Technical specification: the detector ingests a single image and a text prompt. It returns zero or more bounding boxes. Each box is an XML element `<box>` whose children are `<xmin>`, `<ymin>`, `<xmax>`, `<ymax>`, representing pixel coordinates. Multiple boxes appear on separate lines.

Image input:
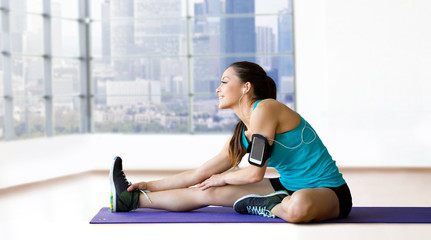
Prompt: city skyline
<box><xmin>1</xmin><ymin>0</ymin><xmax>294</xmax><ymax>139</ymax></box>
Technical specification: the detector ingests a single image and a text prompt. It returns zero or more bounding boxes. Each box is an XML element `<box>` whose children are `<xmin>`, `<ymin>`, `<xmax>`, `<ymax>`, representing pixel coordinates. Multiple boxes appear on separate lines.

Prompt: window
<box><xmin>1</xmin><ymin>0</ymin><xmax>85</xmax><ymax>140</ymax></box>
<box><xmin>90</xmin><ymin>0</ymin><xmax>294</xmax><ymax>134</ymax></box>
<box><xmin>1</xmin><ymin>0</ymin><xmax>294</xmax><ymax>140</ymax></box>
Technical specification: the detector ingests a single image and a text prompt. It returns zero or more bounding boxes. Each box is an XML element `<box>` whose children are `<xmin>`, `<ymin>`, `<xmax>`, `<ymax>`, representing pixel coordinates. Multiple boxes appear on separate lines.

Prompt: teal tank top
<box><xmin>242</xmin><ymin>100</ymin><xmax>346</xmax><ymax>191</ymax></box>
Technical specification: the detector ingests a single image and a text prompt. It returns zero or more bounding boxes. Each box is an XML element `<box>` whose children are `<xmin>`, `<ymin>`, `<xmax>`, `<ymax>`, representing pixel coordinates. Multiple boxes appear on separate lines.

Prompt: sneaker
<box><xmin>110</xmin><ymin>156</ymin><xmax>140</xmax><ymax>212</ymax></box>
<box><xmin>233</xmin><ymin>191</ymin><xmax>289</xmax><ymax>218</ymax></box>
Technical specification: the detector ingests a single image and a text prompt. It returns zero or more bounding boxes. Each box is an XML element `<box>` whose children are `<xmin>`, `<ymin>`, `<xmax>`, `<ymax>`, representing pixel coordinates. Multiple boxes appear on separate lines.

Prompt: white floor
<box><xmin>1</xmin><ymin>168</ymin><xmax>430</xmax><ymax>240</ymax></box>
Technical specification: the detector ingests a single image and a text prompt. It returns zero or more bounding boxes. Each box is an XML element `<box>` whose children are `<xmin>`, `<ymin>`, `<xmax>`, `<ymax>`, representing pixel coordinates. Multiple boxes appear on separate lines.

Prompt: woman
<box><xmin>110</xmin><ymin>61</ymin><xmax>352</xmax><ymax>223</ymax></box>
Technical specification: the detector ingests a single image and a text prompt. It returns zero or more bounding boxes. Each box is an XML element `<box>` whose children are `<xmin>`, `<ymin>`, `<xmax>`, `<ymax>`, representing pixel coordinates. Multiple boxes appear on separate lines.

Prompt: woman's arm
<box><xmin>197</xmin><ymin>99</ymin><xmax>280</xmax><ymax>190</ymax></box>
<box><xmin>197</xmin><ymin>162</ymin><xmax>268</xmax><ymax>190</ymax></box>
<box><xmin>127</xmin><ymin>137</ymin><xmax>233</xmax><ymax>192</ymax></box>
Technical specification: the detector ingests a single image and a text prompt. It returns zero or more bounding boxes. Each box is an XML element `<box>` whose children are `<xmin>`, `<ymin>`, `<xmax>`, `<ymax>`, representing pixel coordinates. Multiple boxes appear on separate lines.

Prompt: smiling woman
<box><xmin>110</xmin><ymin>61</ymin><xmax>351</xmax><ymax>223</ymax></box>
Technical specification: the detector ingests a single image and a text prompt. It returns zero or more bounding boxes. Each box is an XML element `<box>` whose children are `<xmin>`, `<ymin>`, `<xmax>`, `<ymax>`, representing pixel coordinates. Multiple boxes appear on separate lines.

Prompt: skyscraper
<box><xmin>134</xmin><ymin>0</ymin><xmax>183</xmax><ymax>86</ymax></box>
<box><xmin>110</xmin><ymin>0</ymin><xmax>135</xmax><ymax>81</ymax></box>
<box><xmin>193</xmin><ymin>0</ymin><xmax>222</xmax><ymax>95</ymax></box>
<box><xmin>222</xmin><ymin>0</ymin><xmax>256</xmax><ymax>70</ymax></box>
<box><xmin>256</xmin><ymin>26</ymin><xmax>275</xmax><ymax>70</ymax></box>
<box><xmin>277</xmin><ymin>8</ymin><xmax>294</xmax><ymax>94</ymax></box>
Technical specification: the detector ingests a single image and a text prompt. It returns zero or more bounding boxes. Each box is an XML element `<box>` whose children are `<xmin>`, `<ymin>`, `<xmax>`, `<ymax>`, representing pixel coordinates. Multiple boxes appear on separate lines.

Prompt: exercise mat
<box><xmin>90</xmin><ymin>206</ymin><xmax>431</xmax><ymax>224</ymax></box>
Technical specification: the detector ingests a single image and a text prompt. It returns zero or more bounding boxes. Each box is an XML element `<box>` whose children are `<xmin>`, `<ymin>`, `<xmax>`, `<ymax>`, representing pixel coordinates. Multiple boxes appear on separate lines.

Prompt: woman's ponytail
<box><xmin>228</xmin><ymin>121</ymin><xmax>246</xmax><ymax>167</ymax></box>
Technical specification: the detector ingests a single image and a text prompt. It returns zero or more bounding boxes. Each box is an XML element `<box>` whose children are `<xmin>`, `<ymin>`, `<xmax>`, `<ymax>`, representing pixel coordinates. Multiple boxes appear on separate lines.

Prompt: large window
<box><xmin>1</xmin><ymin>0</ymin><xmax>294</xmax><ymax>140</ymax></box>
<box><xmin>1</xmin><ymin>0</ymin><xmax>86</xmax><ymax>140</ymax></box>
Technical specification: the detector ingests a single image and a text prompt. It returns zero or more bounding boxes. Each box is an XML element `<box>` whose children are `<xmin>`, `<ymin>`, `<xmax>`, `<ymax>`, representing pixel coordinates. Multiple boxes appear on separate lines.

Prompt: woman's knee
<box><xmin>283</xmin><ymin>191</ymin><xmax>314</xmax><ymax>223</ymax></box>
<box><xmin>280</xmin><ymin>188</ymin><xmax>339</xmax><ymax>223</ymax></box>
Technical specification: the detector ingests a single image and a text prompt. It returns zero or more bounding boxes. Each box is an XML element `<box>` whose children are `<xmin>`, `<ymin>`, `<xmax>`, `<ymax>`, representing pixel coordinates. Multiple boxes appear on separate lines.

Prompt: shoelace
<box><xmin>140</xmin><ymin>190</ymin><xmax>152</xmax><ymax>203</ymax></box>
<box><xmin>121</xmin><ymin>171</ymin><xmax>152</xmax><ymax>204</ymax></box>
<box><xmin>246</xmin><ymin>206</ymin><xmax>275</xmax><ymax>218</ymax></box>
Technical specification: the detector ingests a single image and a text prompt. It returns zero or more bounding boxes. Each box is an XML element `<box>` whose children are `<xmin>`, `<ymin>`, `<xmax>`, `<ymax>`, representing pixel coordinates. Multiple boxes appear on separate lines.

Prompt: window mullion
<box><xmin>43</xmin><ymin>0</ymin><xmax>53</xmax><ymax>137</ymax></box>
<box><xmin>186</xmin><ymin>0</ymin><xmax>194</xmax><ymax>134</ymax></box>
<box><xmin>2</xmin><ymin>0</ymin><xmax>14</xmax><ymax>140</ymax></box>
<box><xmin>79</xmin><ymin>0</ymin><xmax>91</xmax><ymax>133</ymax></box>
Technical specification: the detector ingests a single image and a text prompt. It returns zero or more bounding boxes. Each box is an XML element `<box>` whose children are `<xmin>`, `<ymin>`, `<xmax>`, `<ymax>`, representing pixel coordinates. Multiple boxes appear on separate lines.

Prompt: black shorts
<box><xmin>269</xmin><ymin>178</ymin><xmax>353</xmax><ymax>219</ymax></box>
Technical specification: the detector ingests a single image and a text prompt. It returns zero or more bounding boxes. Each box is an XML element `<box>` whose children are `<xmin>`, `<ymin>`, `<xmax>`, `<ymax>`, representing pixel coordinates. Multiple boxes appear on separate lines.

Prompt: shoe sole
<box><xmin>109</xmin><ymin>156</ymin><xmax>119</xmax><ymax>212</ymax></box>
<box><xmin>233</xmin><ymin>191</ymin><xmax>289</xmax><ymax>209</ymax></box>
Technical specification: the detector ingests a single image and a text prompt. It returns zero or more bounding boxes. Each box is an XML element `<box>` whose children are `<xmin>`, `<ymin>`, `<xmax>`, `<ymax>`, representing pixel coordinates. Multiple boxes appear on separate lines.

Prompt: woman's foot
<box><xmin>110</xmin><ymin>156</ymin><xmax>140</xmax><ymax>212</ymax></box>
<box><xmin>233</xmin><ymin>191</ymin><xmax>289</xmax><ymax>218</ymax></box>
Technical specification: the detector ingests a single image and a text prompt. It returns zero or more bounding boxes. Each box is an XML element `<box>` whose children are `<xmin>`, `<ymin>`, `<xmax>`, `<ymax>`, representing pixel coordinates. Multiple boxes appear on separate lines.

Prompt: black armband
<box><xmin>246</xmin><ymin>134</ymin><xmax>273</xmax><ymax>167</ymax></box>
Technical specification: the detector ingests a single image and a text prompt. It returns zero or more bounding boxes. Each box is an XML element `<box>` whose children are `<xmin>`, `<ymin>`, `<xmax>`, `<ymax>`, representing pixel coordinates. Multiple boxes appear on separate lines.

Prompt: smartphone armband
<box><xmin>246</xmin><ymin>134</ymin><xmax>273</xmax><ymax>167</ymax></box>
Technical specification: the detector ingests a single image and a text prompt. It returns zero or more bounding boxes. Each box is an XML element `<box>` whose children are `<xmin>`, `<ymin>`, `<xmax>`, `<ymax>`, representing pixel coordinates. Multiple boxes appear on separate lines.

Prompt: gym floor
<box><xmin>1</xmin><ymin>168</ymin><xmax>430</xmax><ymax>240</ymax></box>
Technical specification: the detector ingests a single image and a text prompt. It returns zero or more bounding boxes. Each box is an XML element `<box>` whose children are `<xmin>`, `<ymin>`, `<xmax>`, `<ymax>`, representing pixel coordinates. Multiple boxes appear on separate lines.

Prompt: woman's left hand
<box><xmin>197</xmin><ymin>174</ymin><xmax>226</xmax><ymax>191</ymax></box>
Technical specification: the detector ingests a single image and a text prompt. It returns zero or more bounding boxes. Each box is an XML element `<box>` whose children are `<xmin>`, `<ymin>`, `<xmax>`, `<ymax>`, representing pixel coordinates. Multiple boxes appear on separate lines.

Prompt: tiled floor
<box><xmin>0</xmin><ymin>168</ymin><xmax>430</xmax><ymax>240</ymax></box>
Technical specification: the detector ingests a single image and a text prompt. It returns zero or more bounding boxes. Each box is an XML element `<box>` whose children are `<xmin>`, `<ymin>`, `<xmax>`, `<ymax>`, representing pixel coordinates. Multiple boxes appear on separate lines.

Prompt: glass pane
<box><xmin>192</xmin><ymin>15</ymin><xmax>292</xmax><ymax>56</ymax></box>
<box><xmin>255</xmin><ymin>0</ymin><xmax>292</xmax><ymax>14</ymax></box>
<box><xmin>91</xmin><ymin>0</ymin><xmax>186</xmax><ymax>56</ymax></box>
<box><xmin>10</xmin><ymin>13</ymin><xmax>43</xmax><ymax>55</ymax></box>
<box><xmin>89</xmin><ymin>0</ymin><xmax>106</xmax><ymax>19</ymax></box>
<box><xmin>54</xmin><ymin>97</ymin><xmax>80</xmax><ymax>135</ymax></box>
<box><xmin>12</xmin><ymin>57</ymin><xmax>44</xmax><ymax>97</ymax></box>
<box><xmin>91</xmin><ymin>0</ymin><xmax>184</xmax><ymax>19</ymax></box>
<box><xmin>277</xmin><ymin>93</ymin><xmax>295</xmax><ymax>110</ymax></box>
<box><xmin>193</xmin><ymin>56</ymin><xmax>294</xmax><ymax>95</ymax></box>
<box><xmin>193</xmin><ymin>57</ymin><xmax>222</xmax><ymax>94</ymax></box>
<box><xmin>189</xmin><ymin>0</ymin><xmax>222</xmax><ymax>16</ymax></box>
<box><xmin>192</xmin><ymin>15</ymin><xmax>258</xmax><ymax>61</ymax></box>
<box><xmin>93</xmin><ymin>19</ymin><xmax>186</xmax><ymax>57</ymax></box>
<box><xmin>134</xmin><ymin>18</ymin><xmax>186</xmax><ymax>56</ymax></box>
<box><xmin>134</xmin><ymin>0</ymin><xmax>183</xmax><ymax>18</ymax></box>
<box><xmin>0</xmin><ymin>99</ymin><xmax>4</xmax><ymax>140</ymax></box>
<box><xmin>193</xmin><ymin>95</ymin><xmax>237</xmax><ymax>133</ymax></box>
<box><xmin>108</xmin><ymin>20</ymin><xmax>138</xmax><ymax>57</ymax></box>
<box><xmin>90</xmin><ymin>21</ymin><xmax>102</xmax><ymax>56</ymax></box>
<box><xmin>275</xmin><ymin>55</ymin><xmax>294</xmax><ymax>93</ymax></box>
<box><xmin>92</xmin><ymin>56</ymin><xmax>189</xmax><ymax>133</ymax></box>
<box><xmin>189</xmin><ymin>0</ymin><xmax>292</xmax><ymax>16</ymax></box>
<box><xmin>53</xmin><ymin>59</ymin><xmax>80</xmax><ymax>96</ymax></box>
<box><xmin>52</xmin><ymin>19</ymin><xmax>80</xmax><ymax>57</ymax></box>
<box><xmin>51</xmin><ymin>0</ymin><xmax>79</xmax><ymax>18</ymax></box>
<box><xmin>13</xmin><ymin>97</ymin><xmax>45</xmax><ymax>139</ymax></box>
<box><xmin>92</xmin><ymin>57</ymin><xmax>188</xmax><ymax>94</ymax></box>
<box><xmin>93</xmin><ymin>95</ymin><xmax>189</xmax><ymax>133</ymax></box>
<box><xmin>0</xmin><ymin>16</ymin><xmax>2</xmax><ymax>52</ymax></box>
<box><xmin>10</xmin><ymin>0</ymin><xmax>43</xmax><ymax>13</ymax></box>
<box><xmin>0</xmin><ymin>57</ymin><xmax>3</xmax><ymax>95</ymax></box>
<box><xmin>275</xmin><ymin>13</ymin><xmax>294</xmax><ymax>53</ymax></box>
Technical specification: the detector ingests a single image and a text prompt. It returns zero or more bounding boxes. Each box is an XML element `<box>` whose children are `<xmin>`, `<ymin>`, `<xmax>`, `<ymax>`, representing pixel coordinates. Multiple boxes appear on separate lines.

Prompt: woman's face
<box><xmin>216</xmin><ymin>67</ymin><xmax>244</xmax><ymax>109</ymax></box>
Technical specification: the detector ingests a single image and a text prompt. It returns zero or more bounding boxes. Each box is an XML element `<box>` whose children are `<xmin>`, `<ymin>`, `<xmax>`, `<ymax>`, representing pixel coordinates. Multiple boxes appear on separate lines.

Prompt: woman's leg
<box><xmin>138</xmin><ymin>179</ymin><xmax>275</xmax><ymax>212</ymax></box>
<box><xmin>271</xmin><ymin>187</ymin><xmax>340</xmax><ymax>223</ymax></box>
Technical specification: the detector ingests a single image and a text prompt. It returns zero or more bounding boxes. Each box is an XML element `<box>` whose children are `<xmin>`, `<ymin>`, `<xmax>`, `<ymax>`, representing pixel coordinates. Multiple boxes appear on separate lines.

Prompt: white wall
<box><xmin>294</xmin><ymin>0</ymin><xmax>431</xmax><ymax>166</ymax></box>
<box><xmin>0</xmin><ymin>134</ymin><xmax>231</xmax><ymax>188</ymax></box>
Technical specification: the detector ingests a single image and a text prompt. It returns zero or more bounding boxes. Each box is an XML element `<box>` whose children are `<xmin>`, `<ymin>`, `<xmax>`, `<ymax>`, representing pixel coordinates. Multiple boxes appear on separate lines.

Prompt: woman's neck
<box><xmin>232</xmin><ymin>97</ymin><xmax>254</xmax><ymax>126</ymax></box>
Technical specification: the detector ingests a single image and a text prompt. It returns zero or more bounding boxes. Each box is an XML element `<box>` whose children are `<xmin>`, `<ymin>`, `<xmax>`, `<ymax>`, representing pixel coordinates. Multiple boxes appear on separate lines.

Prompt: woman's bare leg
<box><xmin>138</xmin><ymin>178</ymin><xmax>275</xmax><ymax>212</ymax></box>
<box><xmin>271</xmin><ymin>187</ymin><xmax>340</xmax><ymax>223</ymax></box>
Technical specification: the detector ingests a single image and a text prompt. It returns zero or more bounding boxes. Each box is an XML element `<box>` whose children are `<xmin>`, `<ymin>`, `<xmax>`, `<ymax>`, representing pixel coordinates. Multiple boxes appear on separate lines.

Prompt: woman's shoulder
<box><xmin>255</xmin><ymin>99</ymin><xmax>289</xmax><ymax>112</ymax></box>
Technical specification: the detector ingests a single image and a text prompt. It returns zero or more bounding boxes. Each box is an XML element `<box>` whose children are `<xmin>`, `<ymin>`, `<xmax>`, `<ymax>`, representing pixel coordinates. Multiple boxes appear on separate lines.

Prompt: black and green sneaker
<box><xmin>110</xmin><ymin>156</ymin><xmax>140</xmax><ymax>212</ymax></box>
<box><xmin>233</xmin><ymin>191</ymin><xmax>289</xmax><ymax>218</ymax></box>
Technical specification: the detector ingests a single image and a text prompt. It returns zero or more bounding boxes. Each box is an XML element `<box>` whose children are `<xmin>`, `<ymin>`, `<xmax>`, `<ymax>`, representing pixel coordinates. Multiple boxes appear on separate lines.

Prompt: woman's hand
<box><xmin>196</xmin><ymin>174</ymin><xmax>227</xmax><ymax>191</ymax></box>
<box><xmin>127</xmin><ymin>181</ymin><xmax>148</xmax><ymax>192</ymax></box>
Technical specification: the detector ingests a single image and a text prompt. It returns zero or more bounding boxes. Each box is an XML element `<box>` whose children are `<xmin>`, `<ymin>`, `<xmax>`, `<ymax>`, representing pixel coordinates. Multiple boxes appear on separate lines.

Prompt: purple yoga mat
<box><xmin>90</xmin><ymin>206</ymin><xmax>431</xmax><ymax>224</ymax></box>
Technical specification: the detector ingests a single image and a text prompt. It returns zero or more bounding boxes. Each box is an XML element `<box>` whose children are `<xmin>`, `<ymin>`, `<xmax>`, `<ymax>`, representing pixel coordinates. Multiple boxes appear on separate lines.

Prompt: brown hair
<box><xmin>227</xmin><ymin>61</ymin><xmax>277</xmax><ymax>167</ymax></box>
